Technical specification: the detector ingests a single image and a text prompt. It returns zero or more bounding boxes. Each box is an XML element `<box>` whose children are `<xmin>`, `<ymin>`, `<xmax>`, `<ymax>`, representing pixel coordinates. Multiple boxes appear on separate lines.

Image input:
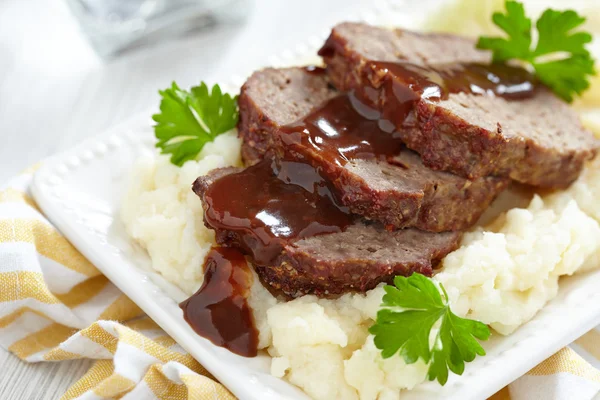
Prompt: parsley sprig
<box><xmin>369</xmin><ymin>274</ymin><xmax>490</xmax><ymax>385</ymax></box>
<box><xmin>153</xmin><ymin>82</ymin><xmax>239</xmax><ymax>166</ymax></box>
<box><xmin>476</xmin><ymin>1</ymin><xmax>595</xmax><ymax>103</ymax></box>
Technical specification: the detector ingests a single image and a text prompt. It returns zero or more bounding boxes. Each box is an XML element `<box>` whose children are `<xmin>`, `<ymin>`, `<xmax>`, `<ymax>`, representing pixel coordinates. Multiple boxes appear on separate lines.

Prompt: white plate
<box><xmin>31</xmin><ymin>4</ymin><xmax>600</xmax><ymax>400</ymax></box>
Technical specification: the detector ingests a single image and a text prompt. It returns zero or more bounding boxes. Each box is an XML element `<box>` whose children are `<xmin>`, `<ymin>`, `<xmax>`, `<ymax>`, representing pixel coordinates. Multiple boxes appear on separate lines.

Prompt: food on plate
<box><xmin>238</xmin><ymin>67</ymin><xmax>508</xmax><ymax>231</ymax></box>
<box><xmin>121</xmin><ymin>132</ymin><xmax>242</xmax><ymax>295</ymax></box>
<box><xmin>423</xmin><ymin>0</ymin><xmax>600</xmax><ymax>110</ymax></box>
<box><xmin>180</xmin><ymin>246</ymin><xmax>258</xmax><ymax>356</ymax></box>
<box><xmin>436</xmin><ymin>194</ymin><xmax>600</xmax><ymax>336</ymax></box>
<box><xmin>193</xmin><ymin>163</ymin><xmax>460</xmax><ymax>297</ymax></box>
<box><xmin>476</xmin><ymin>2</ymin><xmax>595</xmax><ymax>103</ymax></box>
<box><xmin>238</xmin><ymin>66</ymin><xmax>337</xmax><ymax>164</ymax></box>
<box><xmin>120</xmin><ymin>1</ymin><xmax>600</xmax><ymax>398</ymax></box>
<box><xmin>369</xmin><ymin>274</ymin><xmax>490</xmax><ymax>385</ymax></box>
<box><xmin>320</xmin><ymin>22</ymin><xmax>598</xmax><ymax>187</ymax></box>
<box><xmin>153</xmin><ymin>82</ymin><xmax>239</xmax><ymax>166</ymax></box>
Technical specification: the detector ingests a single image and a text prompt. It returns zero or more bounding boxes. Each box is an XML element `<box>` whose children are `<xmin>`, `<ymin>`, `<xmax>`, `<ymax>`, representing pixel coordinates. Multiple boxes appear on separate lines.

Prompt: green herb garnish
<box><xmin>369</xmin><ymin>274</ymin><xmax>490</xmax><ymax>385</ymax></box>
<box><xmin>476</xmin><ymin>0</ymin><xmax>595</xmax><ymax>103</ymax></box>
<box><xmin>153</xmin><ymin>82</ymin><xmax>239</xmax><ymax>166</ymax></box>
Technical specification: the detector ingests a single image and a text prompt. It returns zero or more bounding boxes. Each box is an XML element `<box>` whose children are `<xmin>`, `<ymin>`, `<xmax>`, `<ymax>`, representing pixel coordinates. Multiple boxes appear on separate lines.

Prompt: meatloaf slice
<box><xmin>238</xmin><ymin>67</ymin><xmax>508</xmax><ymax>232</ymax></box>
<box><xmin>238</xmin><ymin>66</ymin><xmax>339</xmax><ymax>165</ymax></box>
<box><xmin>319</xmin><ymin>22</ymin><xmax>599</xmax><ymax>188</ymax></box>
<box><xmin>193</xmin><ymin>167</ymin><xmax>460</xmax><ymax>298</ymax></box>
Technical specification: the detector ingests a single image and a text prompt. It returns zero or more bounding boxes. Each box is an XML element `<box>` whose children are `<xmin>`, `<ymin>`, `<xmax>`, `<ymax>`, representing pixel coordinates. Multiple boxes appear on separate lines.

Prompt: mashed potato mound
<box><xmin>122</xmin><ymin>130</ymin><xmax>600</xmax><ymax>399</ymax></box>
<box><xmin>120</xmin><ymin>131</ymin><xmax>242</xmax><ymax>294</ymax></box>
<box><xmin>262</xmin><ymin>289</ymin><xmax>426</xmax><ymax>400</ymax></box>
<box><xmin>435</xmin><ymin>196</ymin><xmax>600</xmax><ymax>335</ymax></box>
<box><xmin>257</xmin><ymin>192</ymin><xmax>600</xmax><ymax>399</ymax></box>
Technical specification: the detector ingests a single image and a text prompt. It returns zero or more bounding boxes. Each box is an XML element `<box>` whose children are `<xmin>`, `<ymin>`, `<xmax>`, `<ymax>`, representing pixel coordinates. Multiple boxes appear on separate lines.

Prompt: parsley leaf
<box><xmin>476</xmin><ymin>1</ymin><xmax>596</xmax><ymax>103</ymax></box>
<box><xmin>477</xmin><ymin>0</ymin><xmax>531</xmax><ymax>63</ymax></box>
<box><xmin>369</xmin><ymin>274</ymin><xmax>490</xmax><ymax>385</ymax></box>
<box><xmin>152</xmin><ymin>82</ymin><xmax>239</xmax><ymax>166</ymax></box>
<box><xmin>533</xmin><ymin>9</ymin><xmax>592</xmax><ymax>58</ymax></box>
<box><xmin>534</xmin><ymin>56</ymin><xmax>595</xmax><ymax>102</ymax></box>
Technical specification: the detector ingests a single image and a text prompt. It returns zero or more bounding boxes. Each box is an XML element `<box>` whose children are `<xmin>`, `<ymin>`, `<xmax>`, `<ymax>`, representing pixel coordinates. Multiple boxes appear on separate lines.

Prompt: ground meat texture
<box><xmin>238</xmin><ymin>67</ymin><xmax>339</xmax><ymax>165</ymax></box>
<box><xmin>237</xmin><ymin>67</ymin><xmax>508</xmax><ymax>232</ymax></box>
<box><xmin>319</xmin><ymin>22</ymin><xmax>599</xmax><ymax>188</ymax></box>
<box><xmin>193</xmin><ymin>168</ymin><xmax>461</xmax><ymax>298</ymax></box>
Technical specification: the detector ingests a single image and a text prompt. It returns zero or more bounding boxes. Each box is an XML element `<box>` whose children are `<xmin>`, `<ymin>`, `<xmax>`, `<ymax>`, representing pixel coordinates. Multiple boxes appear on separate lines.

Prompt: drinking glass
<box><xmin>66</xmin><ymin>0</ymin><xmax>248</xmax><ymax>58</ymax></box>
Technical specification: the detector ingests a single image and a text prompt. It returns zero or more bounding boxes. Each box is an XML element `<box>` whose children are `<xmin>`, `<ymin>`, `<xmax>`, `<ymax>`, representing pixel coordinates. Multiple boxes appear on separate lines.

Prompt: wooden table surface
<box><xmin>0</xmin><ymin>0</ymin><xmax>388</xmax><ymax>397</ymax></box>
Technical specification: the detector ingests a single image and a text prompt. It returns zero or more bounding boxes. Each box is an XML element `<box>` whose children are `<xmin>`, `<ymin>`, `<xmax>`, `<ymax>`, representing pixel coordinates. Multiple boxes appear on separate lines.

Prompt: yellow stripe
<box><xmin>0</xmin><ymin>188</ymin><xmax>39</xmax><ymax>211</ymax></box>
<box><xmin>79</xmin><ymin>323</ymin><xmax>118</xmax><ymax>354</ymax></box>
<box><xmin>0</xmin><ymin>273</ymin><xmax>106</xmax><ymax>312</ymax></box>
<box><xmin>575</xmin><ymin>329</ymin><xmax>600</xmax><ymax>361</ymax></box>
<box><xmin>61</xmin><ymin>360</ymin><xmax>114</xmax><ymax>400</ymax></box>
<box><xmin>144</xmin><ymin>364</ymin><xmax>188</xmax><ymax>400</ymax></box>
<box><xmin>528</xmin><ymin>347</ymin><xmax>600</xmax><ymax>382</ymax></box>
<box><xmin>116</xmin><ymin>326</ymin><xmax>202</xmax><ymax>372</ymax></box>
<box><xmin>99</xmin><ymin>293</ymin><xmax>143</xmax><ymax>322</ymax></box>
<box><xmin>0</xmin><ymin>271</ymin><xmax>59</xmax><ymax>303</ymax></box>
<box><xmin>0</xmin><ymin>218</ymin><xmax>99</xmax><ymax>277</ymax></box>
<box><xmin>8</xmin><ymin>323</ymin><xmax>77</xmax><ymax>359</ymax></box>
<box><xmin>92</xmin><ymin>373</ymin><xmax>136</xmax><ymax>398</ymax></box>
<box><xmin>488</xmin><ymin>386</ymin><xmax>511</xmax><ymax>400</ymax></box>
<box><xmin>181</xmin><ymin>373</ymin><xmax>235</xmax><ymax>400</ymax></box>
<box><xmin>43</xmin><ymin>347</ymin><xmax>82</xmax><ymax>361</ymax></box>
<box><xmin>124</xmin><ymin>316</ymin><xmax>161</xmax><ymax>332</ymax></box>
<box><xmin>55</xmin><ymin>275</ymin><xmax>109</xmax><ymax>308</ymax></box>
<box><xmin>0</xmin><ymin>307</ymin><xmax>54</xmax><ymax>329</ymax></box>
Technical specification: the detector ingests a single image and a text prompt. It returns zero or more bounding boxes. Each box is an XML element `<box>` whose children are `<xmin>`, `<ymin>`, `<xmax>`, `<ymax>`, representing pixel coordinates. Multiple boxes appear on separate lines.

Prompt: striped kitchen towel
<box><xmin>0</xmin><ymin>167</ymin><xmax>599</xmax><ymax>399</ymax></box>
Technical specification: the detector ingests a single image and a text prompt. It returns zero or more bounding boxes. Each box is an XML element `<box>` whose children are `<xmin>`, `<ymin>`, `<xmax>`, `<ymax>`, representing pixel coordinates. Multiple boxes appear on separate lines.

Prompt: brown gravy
<box><xmin>280</xmin><ymin>93</ymin><xmax>404</xmax><ymax>166</ymax></box>
<box><xmin>362</xmin><ymin>61</ymin><xmax>538</xmax><ymax>124</ymax></box>
<box><xmin>180</xmin><ymin>247</ymin><xmax>258</xmax><ymax>357</ymax></box>
<box><xmin>368</xmin><ymin>61</ymin><xmax>537</xmax><ymax>102</ymax></box>
<box><xmin>202</xmin><ymin>159</ymin><xmax>353</xmax><ymax>266</ymax></box>
<box><xmin>184</xmin><ymin>62</ymin><xmax>537</xmax><ymax>356</ymax></box>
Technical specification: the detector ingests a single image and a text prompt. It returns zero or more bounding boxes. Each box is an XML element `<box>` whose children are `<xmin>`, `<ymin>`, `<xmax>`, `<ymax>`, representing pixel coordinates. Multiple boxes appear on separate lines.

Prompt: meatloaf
<box><xmin>193</xmin><ymin>167</ymin><xmax>460</xmax><ymax>298</ymax></box>
<box><xmin>237</xmin><ymin>66</ymin><xmax>508</xmax><ymax>232</ymax></box>
<box><xmin>319</xmin><ymin>22</ymin><xmax>599</xmax><ymax>188</ymax></box>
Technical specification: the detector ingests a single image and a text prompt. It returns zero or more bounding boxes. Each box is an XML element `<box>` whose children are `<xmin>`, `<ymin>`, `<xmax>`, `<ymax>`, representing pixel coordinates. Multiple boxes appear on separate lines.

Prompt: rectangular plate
<box><xmin>31</xmin><ymin>4</ymin><xmax>600</xmax><ymax>399</ymax></box>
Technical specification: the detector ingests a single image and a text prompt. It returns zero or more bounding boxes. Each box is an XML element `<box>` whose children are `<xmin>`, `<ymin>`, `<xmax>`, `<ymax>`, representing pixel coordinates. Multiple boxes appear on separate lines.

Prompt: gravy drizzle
<box><xmin>180</xmin><ymin>247</ymin><xmax>258</xmax><ymax>357</ymax></box>
<box><xmin>183</xmin><ymin>62</ymin><xmax>537</xmax><ymax>356</ymax></box>
<box><xmin>280</xmin><ymin>93</ymin><xmax>404</xmax><ymax>166</ymax></box>
<box><xmin>369</xmin><ymin>61</ymin><xmax>537</xmax><ymax>101</ymax></box>
<box><xmin>362</xmin><ymin>61</ymin><xmax>538</xmax><ymax>125</ymax></box>
<box><xmin>203</xmin><ymin>159</ymin><xmax>353</xmax><ymax>266</ymax></box>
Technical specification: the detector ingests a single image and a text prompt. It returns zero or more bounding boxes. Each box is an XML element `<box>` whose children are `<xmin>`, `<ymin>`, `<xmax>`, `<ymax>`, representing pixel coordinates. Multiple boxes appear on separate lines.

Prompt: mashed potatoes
<box><xmin>436</xmin><ymin>196</ymin><xmax>600</xmax><ymax>335</ymax></box>
<box><xmin>120</xmin><ymin>4</ymin><xmax>600</xmax><ymax>392</ymax></box>
<box><xmin>119</xmin><ymin>2</ymin><xmax>600</xmax><ymax>397</ymax></box>
<box><xmin>121</xmin><ymin>131</ymin><xmax>600</xmax><ymax>399</ymax></box>
<box><xmin>120</xmin><ymin>132</ymin><xmax>242</xmax><ymax>294</ymax></box>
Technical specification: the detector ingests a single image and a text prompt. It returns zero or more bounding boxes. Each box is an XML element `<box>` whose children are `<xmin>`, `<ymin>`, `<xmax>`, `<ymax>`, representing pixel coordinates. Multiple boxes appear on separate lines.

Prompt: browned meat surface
<box><xmin>319</xmin><ymin>22</ymin><xmax>599</xmax><ymax>188</ymax></box>
<box><xmin>193</xmin><ymin>167</ymin><xmax>460</xmax><ymax>298</ymax></box>
<box><xmin>237</xmin><ymin>67</ymin><xmax>508</xmax><ymax>232</ymax></box>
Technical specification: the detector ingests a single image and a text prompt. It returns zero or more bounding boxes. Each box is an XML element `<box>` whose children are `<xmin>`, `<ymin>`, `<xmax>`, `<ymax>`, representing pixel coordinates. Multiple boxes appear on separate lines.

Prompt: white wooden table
<box><xmin>0</xmin><ymin>0</ymin><xmax>371</xmax><ymax>397</ymax></box>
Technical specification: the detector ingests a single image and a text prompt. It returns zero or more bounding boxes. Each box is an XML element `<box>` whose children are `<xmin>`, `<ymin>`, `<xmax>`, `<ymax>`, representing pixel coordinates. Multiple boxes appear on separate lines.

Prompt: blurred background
<box><xmin>0</xmin><ymin>0</ymin><xmax>599</xmax><ymax>397</ymax></box>
<box><xmin>0</xmin><ymin>0</ymin><xmax>391</xmax><ymax>184</ymax></box>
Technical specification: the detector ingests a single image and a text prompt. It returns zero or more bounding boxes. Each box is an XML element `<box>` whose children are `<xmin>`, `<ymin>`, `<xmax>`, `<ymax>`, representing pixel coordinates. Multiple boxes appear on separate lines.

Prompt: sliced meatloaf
<box><xmin>193</xmin><ymin>167</ymin><xmax>460</xmax><ymax>298</ymax></box>
<box><xmin>319</xmin><ymin>22</ymin><xmax>599</xmax><ymax>188</ymax></box>
<box><xmin>238</xmin><ymin>67</ymin><xmax>508</xmax><ymax>232</ymax></box>
<box><xmin>238</xmin><ymin>66</ymin><xmax>339</xmax><ymax>165</ymax></box>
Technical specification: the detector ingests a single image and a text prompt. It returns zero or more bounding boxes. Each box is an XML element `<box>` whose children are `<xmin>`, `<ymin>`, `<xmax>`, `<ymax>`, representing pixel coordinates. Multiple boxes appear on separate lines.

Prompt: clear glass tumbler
<box><xmin>66</xmin><ymin>0</ymin><xmax>249</xmax><ymax>58</ymax></box>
